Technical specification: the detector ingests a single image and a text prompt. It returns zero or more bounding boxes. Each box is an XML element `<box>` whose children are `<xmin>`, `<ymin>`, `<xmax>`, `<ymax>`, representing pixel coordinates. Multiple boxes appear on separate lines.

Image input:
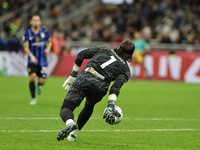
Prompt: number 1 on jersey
<box><xmin>100</xmin><ymin>56</ymin><xmax>117</xmax><ymax>69</ymax></box>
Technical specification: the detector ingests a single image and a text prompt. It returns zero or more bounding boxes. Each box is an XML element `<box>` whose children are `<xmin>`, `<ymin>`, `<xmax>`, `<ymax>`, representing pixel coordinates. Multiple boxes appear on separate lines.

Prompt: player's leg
<box><xmin>66</xmin><ymin>100</ymin><xmax>95</xmax><ymax>142</ymax></box>
<box><xmin>29</xmin><ymin>73</ymin><xmax>37</xmax><ymax>100</ymax></box>
<box><xmin>141</xmin><ymin>62</ymin><xmax>151</xmax><ymax>80</ymax></box>
<box><xmin>60</xmin><ymin>100</ymin><xmax>77</xmax><ymax>122</ymax></box>
<box><xmin>28</xmin><ymin>64</ymin><xmax>37</xmax><ymax>105</ymax></box>
<box><xmin>132</xmin><ymin>60</ymin><xmax>137</xmax><ymax>80</ymax></box>
<box><xmin>67</xmin><ymin>88</ymin><xmax>106</xmax><ymax>141</ymax></box>
<box><xmin>132</xmin><ymin>51</ymin><xmax>142</xmax><ymax>80</ymax></box>
<box><xmin>76</xmin><ymin>101</ymin><xmax>95</xmax><ymax>131</ymax></box>
<box><xmin>57</xmin><ymin>83</ymin><xmax>85</xmax><ymax>141</ymax></box>
<box><xmin>37</xmin><ymin>77</ymin><xmax>45</xmax><ymax>95</ymax></box>
<box><xmin>57</xmin><ymin>100</ymin><xmax>78</xmax><ymax>141</ymax></box>
<box><xmin>37</xmin><ymin>66</ymin><xmax>47</xmax><ymax>95</ymax></box>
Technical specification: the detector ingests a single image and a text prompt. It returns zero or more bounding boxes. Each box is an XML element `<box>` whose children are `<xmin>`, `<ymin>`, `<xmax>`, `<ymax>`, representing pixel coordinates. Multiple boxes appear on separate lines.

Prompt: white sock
<box><xmin>70</xmin><ymin>129</ymin><xmax>80</xmax><ymax>137</ymax></box>
<box><xmin>66</xmin><ymin>119</ymin><xmax>74</xmax><ymax>126</ymax></box>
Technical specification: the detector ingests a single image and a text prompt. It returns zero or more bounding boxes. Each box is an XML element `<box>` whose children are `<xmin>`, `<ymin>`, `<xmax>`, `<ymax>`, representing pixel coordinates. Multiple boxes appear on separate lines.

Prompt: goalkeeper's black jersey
<box><xmin>75</xmin><ymin>46</ymin><xmax>130</xmax><ymax>96</ymax></box>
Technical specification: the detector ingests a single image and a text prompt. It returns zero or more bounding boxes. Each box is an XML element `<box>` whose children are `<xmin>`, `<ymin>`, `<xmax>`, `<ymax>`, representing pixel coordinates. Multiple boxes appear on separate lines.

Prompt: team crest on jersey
<box><xmin>41</xmin><ymin>33</ymin><xmax>45</xmax><ymax>38</ymax></box>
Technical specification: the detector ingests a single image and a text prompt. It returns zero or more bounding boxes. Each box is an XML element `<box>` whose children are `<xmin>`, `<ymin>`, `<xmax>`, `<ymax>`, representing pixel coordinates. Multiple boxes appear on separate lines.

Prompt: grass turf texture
<box><xmin>0</xmin><ymin>76</ymin><xmax>200</xmax><ymax>150</ymax></box>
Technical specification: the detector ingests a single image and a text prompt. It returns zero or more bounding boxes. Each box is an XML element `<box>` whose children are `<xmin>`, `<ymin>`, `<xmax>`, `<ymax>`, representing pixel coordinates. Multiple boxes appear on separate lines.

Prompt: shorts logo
<box><xmin>28</xmin><ymin>68</ymin><xmax>31</xmax><ymax>73</ymax></box>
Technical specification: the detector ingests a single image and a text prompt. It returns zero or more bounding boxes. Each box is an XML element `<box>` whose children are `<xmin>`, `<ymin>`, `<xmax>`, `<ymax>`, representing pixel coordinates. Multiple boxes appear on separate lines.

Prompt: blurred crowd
<box><xmin>0</xmin><ymin>0</ymin><xmax>29</xmax><ymax>16</ymax></box>
<box><xmin>0</xmin><ymin>0</ymin><xmax>30</xmax><ymax>51</ymax></box>
<box><xmin>0</xmin><ymin>0</ymin><xmax>76</xmax><ymax>52</ymax></box>
<box><xmin>1</xmin><ymin>0</ymin><xmax>200</xmax><ymax>52</ymax></box>
<box><xmin>64</xmin><ymin>0</ymin><xmax>200</xmax><ymax>44</ymax></box>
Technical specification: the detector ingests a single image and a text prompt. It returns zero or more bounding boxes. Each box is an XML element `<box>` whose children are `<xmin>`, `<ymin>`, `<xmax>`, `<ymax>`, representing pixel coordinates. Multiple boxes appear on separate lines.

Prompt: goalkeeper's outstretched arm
<box><xmin>103</xmin><ymin>74</ymin><xmax>128</xmax><ymax>124</ymax></box>
<box><xmin>63</xmin><ymin>63</ymin><xmax>80</xmax><ymax>91</ymax></box>
<box><xmin>63</xmin><ymin>47</ymin><xmax>99</xmax><ymax>91</ymax></box>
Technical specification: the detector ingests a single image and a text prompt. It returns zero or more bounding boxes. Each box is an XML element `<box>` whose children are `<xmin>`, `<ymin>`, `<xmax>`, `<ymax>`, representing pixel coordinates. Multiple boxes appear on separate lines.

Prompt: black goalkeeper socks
<box><xmin>29</xmin><ymin>82</ymin><xmax>35</xmax><ymax>98</ymax></box>
<box><xmin>60</xmin><ymin>108</ymin><xmax>74</xmax><ymax>122</ymax></box>
<box><xmin>77</xmin><ymin>101</ymin><xmax>94</xmax><ymax>130</ymax></box>
<box><xmin>60</xmin><ymin>100</ymin><xmax>77</xmax><ymax>122</ymax></box>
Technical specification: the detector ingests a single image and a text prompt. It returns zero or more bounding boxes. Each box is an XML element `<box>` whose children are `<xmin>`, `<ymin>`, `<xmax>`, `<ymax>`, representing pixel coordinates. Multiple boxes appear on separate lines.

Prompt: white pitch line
<box><xmin>0</xmin><ymin>129</ymin><xmax>198</xmax><ymax>133</ymax></box>
<box><xmin>134</xmin><ymin>118</ymin><xmax>199</xmax><ymax>121</ymax></box>
<box><xmin>0</xmin><ymin>117</ymin><xmax>60</xmax><ymax>120</ymax></box>
<box><xmin>0</xmin><ymin>117</ymin><xmax>131</xmax><ymax>120</ymax></box>
<box><xmin>0</xmin><ymin>117</ymin><xmax>198</xmax><ymax>121</ymax></box>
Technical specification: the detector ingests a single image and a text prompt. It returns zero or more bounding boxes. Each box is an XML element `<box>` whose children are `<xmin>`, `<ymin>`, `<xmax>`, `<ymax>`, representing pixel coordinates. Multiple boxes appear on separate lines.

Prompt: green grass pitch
<box><xmin>0</xmin><ymin>76</ymin><xmax>200</xmax><ymax>150</ymax></box>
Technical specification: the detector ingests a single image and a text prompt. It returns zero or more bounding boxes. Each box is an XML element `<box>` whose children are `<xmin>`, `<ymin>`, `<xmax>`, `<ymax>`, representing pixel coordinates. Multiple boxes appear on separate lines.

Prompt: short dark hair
<box><xmin>114</xmin><ymin>40</ymin><xmax>135</xmax><ymax>62</ymax></box>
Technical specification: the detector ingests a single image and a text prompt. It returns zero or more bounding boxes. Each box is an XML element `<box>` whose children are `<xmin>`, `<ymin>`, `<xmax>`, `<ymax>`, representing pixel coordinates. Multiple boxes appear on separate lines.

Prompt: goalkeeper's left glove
<box><xmin>103</xmin><ymin>94</ymin><xmax>121</xmax><ymax>125</ymax></box>
<box><xmin>103</xmin><ymin>100</ymin><xmax>116</xmax><ymax>124</ymax></box>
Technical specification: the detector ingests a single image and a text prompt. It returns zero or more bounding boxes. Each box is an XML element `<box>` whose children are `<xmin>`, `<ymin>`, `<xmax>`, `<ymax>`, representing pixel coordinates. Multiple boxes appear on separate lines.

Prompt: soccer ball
<box><xmin>103</xmin><ymin>105</ymin><xmax>123</xmax><ymax>125</ymax></box>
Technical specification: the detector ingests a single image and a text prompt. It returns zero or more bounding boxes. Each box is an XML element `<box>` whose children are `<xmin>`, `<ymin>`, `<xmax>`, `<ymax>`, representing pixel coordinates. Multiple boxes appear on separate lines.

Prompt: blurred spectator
<box><xmin>8</xmin><ymin>32</ymin><xmax>21</xmax><ymax>52</ymax></box>
<box><xmin>102</xmin><ymin>29</ymin><xmax>111</xmax><ymax>42</ymax></box>
<box><xmin>52</xmin><ymin>30</ymin><xmax>66</xmax><ymax>55</ymax></box>
<box><xmin>141</xmin><ymin>20</ymin><xmax>152</xmax><ymax>42</ymax></box>
<box><xmin>0</xmin><ymin>31</ymin><xmax>8</xmax><ymax>51</ymax></box>
<box><xmin>50</xmin><ymin>6</ymin><xmax>61</xmax><ymax>18</ymax></box>
<box><xmin>2</xmin><ymin>0</ymin><xmax>200</xmax><ymax>52</ymax></box>
<box><xmin>9</xmin><ymin>19</ymin><xmax>22</xmax><ymax>37</ymax></box>
<box><xmin>132</xmin><ymin>31</ymin><xmax>151</xmax><ymax>79</ymax></box>
<box><xmin>169</xmin><ymin>25</ymin><xmax>180</xmax><ymax>43</ymax></box>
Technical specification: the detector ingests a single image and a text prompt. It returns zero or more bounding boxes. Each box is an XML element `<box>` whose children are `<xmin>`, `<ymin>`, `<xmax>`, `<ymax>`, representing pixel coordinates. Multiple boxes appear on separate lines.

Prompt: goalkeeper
<box><xmin>57</xmin><ymin>40</ymin><xmax>135</xmax><ymax>142</ymax></box>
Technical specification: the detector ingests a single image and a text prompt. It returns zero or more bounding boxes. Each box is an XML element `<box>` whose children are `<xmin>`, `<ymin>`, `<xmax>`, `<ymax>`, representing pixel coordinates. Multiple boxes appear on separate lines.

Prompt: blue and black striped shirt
<box><xmin>23</xmin><ymin>27</ymin><xmax>50</xmax><ymax>66</ymax></box>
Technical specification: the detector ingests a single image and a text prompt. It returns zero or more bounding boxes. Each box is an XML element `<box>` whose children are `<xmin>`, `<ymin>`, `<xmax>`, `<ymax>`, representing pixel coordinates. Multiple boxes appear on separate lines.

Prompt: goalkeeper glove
<box><xmin>63</xmin><ymin>76</ymin><xmax>76</xmax><ymax>91</ymax></box>
<box><xmin>63</xmin><ymin>64</ymin><xmax>80</xmax><ymax>91</ymax></box>
<box><xmin>103</xmin><ymin>100</ymin><xmax>121</xmax><ymax>125</ymax></box>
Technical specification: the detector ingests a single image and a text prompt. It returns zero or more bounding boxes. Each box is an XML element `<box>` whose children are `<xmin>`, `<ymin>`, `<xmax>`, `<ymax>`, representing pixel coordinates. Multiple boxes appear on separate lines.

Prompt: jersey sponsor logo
<box><xmin>85</xmin><ymin>67</ymin><xmax>105</xmax><ymax>80</ymax></box>
<box><xmin>32</xmin><ymin>42</ymin><xmax>45</xmax><ymax>47</ymax></box>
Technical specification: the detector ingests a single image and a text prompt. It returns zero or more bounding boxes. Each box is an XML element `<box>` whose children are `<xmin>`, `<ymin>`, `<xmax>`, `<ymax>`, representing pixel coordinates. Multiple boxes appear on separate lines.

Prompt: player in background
<box><xmin>23</xmin><ymin>15</ymin><xmax>52</xmax><ymax>105</ymax></box>
<box><xmin>57</xmin><ymin>40</ymin><xmax>135</xmax><ymax>142</ymax></box>
<box><xmin>132</xmin><ymin>31</ymin><xmax>151</xmax><ymax>80</ymax></box>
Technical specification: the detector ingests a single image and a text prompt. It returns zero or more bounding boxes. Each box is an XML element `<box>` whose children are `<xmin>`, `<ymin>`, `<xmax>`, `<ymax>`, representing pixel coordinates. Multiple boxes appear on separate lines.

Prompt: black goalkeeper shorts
<box><xmin>63</xmin><ymin>77</ymin><xmax>107</xmax><ymax>107</ymax></box>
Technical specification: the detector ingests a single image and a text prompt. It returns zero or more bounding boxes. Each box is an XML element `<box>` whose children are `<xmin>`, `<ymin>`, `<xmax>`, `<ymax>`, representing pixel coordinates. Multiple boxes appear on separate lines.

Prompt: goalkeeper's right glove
<box><xmin>63</xmin><ymin>64</ymin><xmax>80</xmax><ymax>91</ymax></box>
<box><xmin>63</xmin><ymin>76</ymin><xmax>76</xmax><ymax>91</ymax></box>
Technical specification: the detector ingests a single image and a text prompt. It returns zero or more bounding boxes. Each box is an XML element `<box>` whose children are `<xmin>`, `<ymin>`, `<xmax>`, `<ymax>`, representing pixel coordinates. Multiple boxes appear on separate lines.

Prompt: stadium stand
<box><xmin>0</xmin><ymin>0</ymin><xmax>200</xmax><ymax>52</ymax></box>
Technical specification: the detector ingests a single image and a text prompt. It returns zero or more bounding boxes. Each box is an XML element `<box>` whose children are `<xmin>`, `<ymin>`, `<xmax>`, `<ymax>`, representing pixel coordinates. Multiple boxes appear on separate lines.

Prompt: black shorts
<box><xmin>63</xmin><ymin>76</ymin><xmax>108</xmax><ymax>107</ymax></box>
<box><xmin>28</xmin><ymin>64</ymin><xmax>47</xmax><ymax>79</ymax></box>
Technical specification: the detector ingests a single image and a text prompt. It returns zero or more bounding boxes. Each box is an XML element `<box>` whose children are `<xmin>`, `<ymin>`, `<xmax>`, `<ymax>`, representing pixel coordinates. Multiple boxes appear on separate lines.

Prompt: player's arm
<box><xmin>45</xmin><ymin>38</ymin><xmax>52</xmax><ymax>56</ymax></box>
<box><xmin>23</xmin><ymin>41</ymin><xmax>37</xmax><ymax>63</ymax></box>
<box><xmin>63</xmin><ymin>63</ymin><xmax>80</xmax><ymax>91</ymax></box>
<box><xmin>103</xmin><ymin>74</ymin><xmax>129</xmax><ymax>124</ymax></box>
<box><xmin>63</xmin><ymin>47</ymin><xmax>100</xmax><ymax>91</ymax></box>
<box><xmin>74</xmin><ymin>47</ymin><xmax>100</xmax><ymax>66</ymax></box>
